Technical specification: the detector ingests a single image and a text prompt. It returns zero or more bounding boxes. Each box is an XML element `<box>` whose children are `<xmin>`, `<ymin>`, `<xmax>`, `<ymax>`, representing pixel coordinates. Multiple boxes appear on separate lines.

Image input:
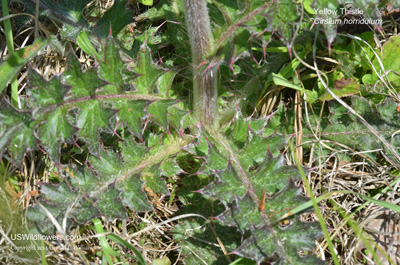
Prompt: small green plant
<box><xmin>2</xmin><ymin>0</ymin><xmax>400</xmax><ymax>264</ymax></box>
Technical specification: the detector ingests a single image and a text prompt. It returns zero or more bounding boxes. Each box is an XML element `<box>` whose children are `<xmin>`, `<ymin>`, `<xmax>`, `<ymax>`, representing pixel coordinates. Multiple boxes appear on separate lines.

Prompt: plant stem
<box><xmin>2</xmin><ymin>0</ymin><xmax>19</xmax><ymax>108</ymax></box>
<box><xmin>183</xmin><ymin>0</ymin><xmax>218</xmax><ymax>129</ymax></box>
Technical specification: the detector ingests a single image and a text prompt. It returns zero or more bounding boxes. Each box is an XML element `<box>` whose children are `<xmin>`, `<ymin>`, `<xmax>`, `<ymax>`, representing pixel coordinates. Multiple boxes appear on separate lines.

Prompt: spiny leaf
<box><xmin>27</xmin><ymin>69</ymin><xmax>76</xmax><ymax>162</ymax></box>
<box><xmin>172</xmin><ymin>219</ymin><xmax>241</xmax><ymax>265</ymax></box>
<box><xmin>142</xmin><ymin>165</ymin><xmax>169</xmax><ymax>195</ymax></box>
<box><xmin>99</xmin><ymin>36</ymin><xmax>137</xmax><ymax>87</ymax></box>
<box><xmin>203</xmin><ymin>138</ymin><xmax>229</xmax><ymax>173</ymax></box>
<box><xmin>160</xmin><ymin>159</ymin><xmax>182</xmax><ymax>176</ymax></box>
<box><xmin>200</xmin><ymin>162</ymin><xmax>246</xmax><ymax>204</ymax></box>
<box><xmin>313</xmin><ymin>0</ymin><xmax>340</xmax><ymax>46</ymax></box>
<box><xmin>211</xmin><ymin>0</ymin><xmax>268</xmax><ymax>50</ymax></box>
<box><xmin>116</xmin><ymin>173</ymin><xmax>153</xmax><ymax>212</ymax></box>
<box><xmin>251</xmin><ymin>153</ymin><xmax>302</xmax><ymax>194</ymax></box>
<box><xmin>27</xmin><ymin>69</ymin><xmax>69</xmax><ymax>107</ymax></box>
<box><xmin>13</xmin><ymin>32</ymin><xmax>185</xmax><ymax>235</ymax></box>
<box><xmin>217</xmin><ymin>194</ymin><xmax>266</xmax><ymax>232</ymax></box>
<box><xmin>75</xmin><ymin>101</ymin><xmax>115</xmax><ymax>156</ymax></box>
<box><xmin>0</xmin><ymin>100</ymin><xmax>37</xmax><ymax>166</ymax></box>
<box><xmin>28</xmin><ymin>136</ymin><xmax>178</xmax><ymax>234</ymax></box>
<box><xmin>353</xmin><ymin>0</ymin><xmax>382</xmax><ymax>24</ymax></box>
<box><xmin>113</xmin><ymin>100</ymin><xmax>149</xmax><ymax>135</ymax></box>
<box><xmin>274</xmin><ymin>218</ymin><xmax>324</xmax><ymax>265</ymax></box>
<box><xmin>137</xmin><ymin>0</ymin><xmax>182</xmax><ymax>21</ymax></box>
<box><xmin>133</xmin><ymin>43</ymin><xmax>164</xmax><ymax>93</ymax></box>
<box><xmin>63</xmin><ymin>53</ymin><xmax>107</xmax><ymax>98</ymax></box>
<box><xmin>231</xmin><ymin>110</ymin><xmax>247</xmax><ymax>149</ymax></box>
<box><xmin>148</xmin><ymin>99</ymin><xmax>176</xmax><ymax>129</ymax></box>
<box><xmin>176</xmin><ymin>109</ymin><xmax>323</xmax><ymax>264</ymax></box>
<box><xmin>92</xmin><ymin>184</ymin><xmax>128</xmax><ymax>220</ymax></box>
<box><xmin>37</xmin><ymin>107</ymin><xmax>76</xmax><ymax>162</ymax></box>
<box><xmin>119</xmin><ymin>136</ymin><xmax>149</xmax><ymax>166</ymax></box>
<box><xmin>239</xmin><ymin>132</ymin><xmax>286</xmax><ymax>171</ymax></box>
<box><xmin>234</xmin><ymin>218</ymin><xmax>324</xmax><ymax>264</ymax></box>
<box><xmin>89</xmin><ymin>148</ymin><xmax>123</xmax><ymax>177</ymax></box>
<box><xmin>233</xmin><ymin>227</ymin><xmax>276</xmax><ymax>263</ymax></box>
<box><xmin>23</xmin><ymin>0</ymin><xmax>133</xmax><ymax>40</ymax></box>
<box><xmin>265</xmin><ymin>0</ymin><xmax>299</xmax><ymax>49</ymax></box>
<box><xmin>157</xmin><ymin>70</ymin><xmax>177</xmax><ymax>97</ymax></box>
<box><xmin>135</xmin><ymin>0</ymin><xmax>187</xmax><ymax>58</ymax></box>
<box><xmin>27</xmin><ymin>181</ymin><xmax>100</xmax><ymax>235</ymax></box>
<box><xmin>167</xmin><ymin>106</ymin><xmax>189</xmax><ymax>132</ymax></box>
<box><xmin>317</xmin><ymin>96</ymin><xmax>400</xmax><ymax>160</ymax></box>
<box><xmin>263</xmin><ymin>179</ymin><xmax>309</xmax><ymax>224</ymax></box>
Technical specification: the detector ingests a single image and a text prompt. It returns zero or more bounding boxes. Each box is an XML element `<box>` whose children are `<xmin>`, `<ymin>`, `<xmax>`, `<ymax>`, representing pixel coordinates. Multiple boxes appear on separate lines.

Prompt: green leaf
<box><xmin>133</xmin><ymin>43</ymin><xmax>163</xmax><ymax>93</ymax></box>
<box><xmin>167</xmin><ymin>106</ymin><xmax>189</xmax><ymax>132</ymax></box>
<box><xmin>26</xmin><ymin>68</ymin><xmax>77</xmax><ymax>162</ymax></box>
<box><xmin>0</xmin><ymin>32</ymin><xmax>187</xmax><ymax>240</ymax></box>
<box><xmin>233</xmin><ymin>228</ymin><xmax>276</xmax><ymax>263</ymax></box>
<box><xmin>370</xmin><ymin>35</ymin><xmax>400</xmax><ymax>84</ymax></box>
<box><xmin>113</xmin><ymin>100</ymin><xmax>148</xmax><ymax>135</ymax></box>
<box><xmin>99</xmin><ymin>36</ymin><xmax>137</xmax><ymax>87</ymax></box>
<box><xmin>89</xmin><ymin>149</ymin><xmax>123</xmax><ymax>177</ymax></box>
<box><xmin>160</xmin><ymin>159</ymin><xmax>182</xmax><ymax>176</ymax></box>
<box><xmin>272</xmin><ymin>73</ymin><xmax>306</xmax><ymax>94</ymax></box>
<box><xmin>25</xmin><ymin>0</ymin><xmax>90</xmax><ymax>25</ymax></box>
<box><xmin>76</xmin><ymin>31</ymin><xmax>101</xmax><ymax>60</ymax></box>
<box><xmin>353</xmin><ymin>0</ymin><xmax>381</xmax><ymax>22</ymax></box>
<box><xmin>37</xmin><ymin>107</ymin><xmax>76</xmax><ymax>162</ymax></box>
<box><xmin>0</xmin><ymin>38</ymin><xmax>54</xmax><ymax>94</ymax></box>
<box><xmin>75</xmin><ymin>100</ymin><xmax>115</xmax><ymax>156</ymax></box>
<box><xmin>200</xmin><ymin>162</ymin><xmax>247</xmax><ymax>204</ymax></box>
<box><xmin>27</xmin><ymin>181</ymin><xmax>99</xmax><ymax>235</ymax></box>
<box><xmin>28</xmin><ymin>70</ymin><xmax>69</xmax><ymax>107</ymax></box>
<box><xmin>251</xmin><ymin>153</ymin><xmax>301</xmax><ymax>194</ymax></box>
<box><xmin>313</xmin><ymin>0</ymin><xmax>340</xmax><ymax>45</ymax></box>
<box><xmin>203</xmin><ymin>138</ymin><xmax>229</xmax><ymax>173</ymax></box>
<box><xmin>265</xmin><ymin>0</ymin><xmax>299</xmax><ymax>48</ymax></box>
<box><xmin>142</xmin><ymin>165</ymin><xmax>169</xmax><ymax>195</ymax></box>
<box><xmin>63</xmin><ymin>54</ymin><xmax>107</xmax><ymax>98</ymax></box>
<box><xmin>138</xmin><ymin>0</ymin><xmax>153</xmax><ymax>6</ymax></box>
<box><xmin>234</xmin><ymin>218</ymin><xmax>324</xmax><ymax>264</ymax></box>
<box><xmin>217</xmin><ymin>194</ymin><xmax>266</xmax><ymax>232</ymax></box>
<box><xmin>300</xmin><ymin>0</ymin><xmax>315</xmax><ymax>14</ymax></box>
<box><xmin>116</xmin><ymin>173</ymin><xmax>153</xmax><ymax>212</ymax></box>
<box><xmin>239</xmin><ymin>132</ymin><xmax>286</xmax><ymax>171</ymax></box>
<box><xmin>0</xmin><ymin>100</ymin><xmax>37</xmax><ymax>165</ymax></box>
<box><xmin>188</xmin><ymin>109</ymin><xmax>323</xmax><ymax>264</ymax></box>
<box><xmin>24</xmin><ymin>0</ymin><xmax>92</xmax><ymax>40</ymax></box>
<box><xmin>172</xmin><ymin>219</ymin><xmax>241</xmax><ymax>264</ymax></box>
<box><xmin>147</xmin><ymin>100</ymin><xmax>175</xmax><ymax>129</ymax></box>
<box><xmin>92</xmin><ymin>0</ymin><xmax>133</xmax><ymax>38</ymax></box>
<box><xmin>152</xmin><ymin>257</ymin><xmax>170</xmax><ymax>265</ymax></box>
<box><xmin>93</xmin><ymin>184</ymin><xmax>128</xmax><ymax>220</ymax></box>
<box><xmin>263</xmin><ymin>179</ymin><xmax>309</xmax><ymax>223</ymax></box>
<box><xmin>231</xmin><ymin>111</ymin><xmax>247</xmax><ymax>149</ymax></box>
<box><xmin>119</xmin><ymin>136</ymin><xmax>148</xmax><ymax>167</ymax></box>
<box><xmin>315</xmin><ymin>96</ymin><xmax>400</xmax><ymax>161</ymax></box>
<box><xmin>321</xmin><ymin>75</ymin><xmax>360</xmax><ymax>101</ymax></box>
<box><xmin>157</xmin><ymin>70</ymin><xmax>177</xmax><ymax>97</ymax></box>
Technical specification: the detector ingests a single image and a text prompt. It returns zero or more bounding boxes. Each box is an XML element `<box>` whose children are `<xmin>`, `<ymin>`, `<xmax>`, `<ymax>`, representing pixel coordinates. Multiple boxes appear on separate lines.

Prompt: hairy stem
<box><xmin>183</xmin><ymin>0</ymin><xmax>218</xmax><ymax>129</ymax></box>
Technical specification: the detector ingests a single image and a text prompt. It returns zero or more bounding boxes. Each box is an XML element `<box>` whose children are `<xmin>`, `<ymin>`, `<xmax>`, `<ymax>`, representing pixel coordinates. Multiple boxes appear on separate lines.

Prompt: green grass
<box><xmin>2</xmin><ymin>0</ymin><xmax>18</xmax><ymax>107</ymax></box>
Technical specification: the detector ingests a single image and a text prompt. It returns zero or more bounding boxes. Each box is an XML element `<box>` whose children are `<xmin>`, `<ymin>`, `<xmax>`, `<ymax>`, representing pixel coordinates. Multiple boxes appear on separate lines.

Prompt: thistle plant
<box><xmin>183</xmin><ymin>0</ymin><xmax>218</xmax><ymax>128</ymax></box>
<box><xmin>0</xmin><ymin>0</ymin><xmax>338</xmax><ymax>263</ymax></box>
